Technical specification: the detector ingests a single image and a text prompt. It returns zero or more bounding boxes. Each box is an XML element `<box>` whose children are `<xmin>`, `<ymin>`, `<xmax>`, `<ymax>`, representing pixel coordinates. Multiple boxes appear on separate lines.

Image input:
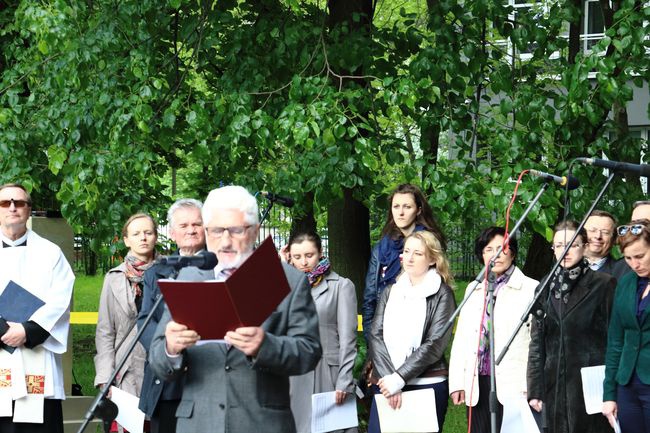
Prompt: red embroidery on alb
<box><xmin>26</xmin><ymin>375</ymin><xmax>45</xmax><ymax>395</ymax></box>
<box><xmin>0</xmin><ymin>369</ymin><xmax>10</xmax><ymax>388</ymax></box>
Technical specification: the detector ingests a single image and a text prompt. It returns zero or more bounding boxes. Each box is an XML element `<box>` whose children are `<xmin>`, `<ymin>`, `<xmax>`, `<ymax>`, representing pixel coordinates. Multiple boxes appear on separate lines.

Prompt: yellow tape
<box><xmin>70</xmin><ymin>312</ymin><xmax>99</xmax><ymax>325</ymax></box>
<box><xmin>70</xmin><ymin>311</ymin><xmax>364</xmax><ymax>330</ymax></box>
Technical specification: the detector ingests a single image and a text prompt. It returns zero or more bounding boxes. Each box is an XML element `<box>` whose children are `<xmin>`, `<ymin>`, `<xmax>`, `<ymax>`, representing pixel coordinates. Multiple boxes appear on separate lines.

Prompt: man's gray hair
<box><xmin>168</xmin><ymin>198</ymin><xmax>203</xmax><ymax>227</ymax></box>
<box><xmin>202</xmin><ymin>186</ymin><xmax>259</xmax><ymax>226</ymax></box>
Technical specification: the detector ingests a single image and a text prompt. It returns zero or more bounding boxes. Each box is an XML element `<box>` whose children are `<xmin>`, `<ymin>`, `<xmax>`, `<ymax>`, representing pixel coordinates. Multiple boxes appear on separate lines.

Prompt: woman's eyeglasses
<box><xmin>0</xmin><ymin>199</ymin><xmax>31</xmax><ymax>208</ymax></box>
<box><xmin>617</xmin><ymin>224</ymin><xmax>646</xmax><ymax>237</ymax></box>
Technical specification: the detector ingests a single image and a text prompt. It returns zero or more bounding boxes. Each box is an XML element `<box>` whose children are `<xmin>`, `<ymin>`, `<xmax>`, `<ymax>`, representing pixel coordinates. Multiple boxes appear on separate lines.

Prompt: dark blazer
<box><xmin>361</xmin><ymin>244</ymin><xmax>381</xmax><ymax>341</ymax></box>
<box><xmin>149</xmin><ymin>263</ymin><xmax>321</xmax><ymax>433</ymax></box>
<box><xmin>604</xmin><ymin>271</ymin><xmax>650</xmax><ymax>401</ymax></box>
<box><xmin>137</xmin><ymin>260</ymin><xmax>179</xmax><ymax>417</ymax></box>
<box><xmin>369</xmin><ymin>281</ymin><xmax>455</xmax><ymax>382</ymax></box>
<box><xmin>527</xmin><ymin>268</ymin><xmax>616</xmax><ymax>433</ymax></box>
<box><xmin>598</xmin><ymin>255</ymin><xmax>631</xmax><ymax>282</ymax></box>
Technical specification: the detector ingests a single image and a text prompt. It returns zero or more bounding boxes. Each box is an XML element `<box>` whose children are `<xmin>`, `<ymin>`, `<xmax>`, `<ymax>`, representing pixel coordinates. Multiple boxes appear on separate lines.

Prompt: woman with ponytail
<box><xmin>287</xmin><ymin>231</ymin><xmax>358</xmax><ymax>433</ymax></box>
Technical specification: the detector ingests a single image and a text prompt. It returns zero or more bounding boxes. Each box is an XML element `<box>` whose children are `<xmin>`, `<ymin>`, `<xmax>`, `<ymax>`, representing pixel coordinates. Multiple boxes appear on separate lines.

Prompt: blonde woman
<box><xmin>367</xmin><ymin>231</ymin><xmax>455</xmax><ymax>433</ymax></box>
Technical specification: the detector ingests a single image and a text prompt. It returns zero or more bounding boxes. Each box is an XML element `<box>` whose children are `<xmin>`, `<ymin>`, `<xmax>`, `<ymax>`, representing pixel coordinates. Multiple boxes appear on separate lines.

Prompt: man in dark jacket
<box><xmin>584</xmin><ymin>210</ymin><xmax>630</xmax><ymax>281</ymax></box>
<box><xmin>137</xmin><ymin>198</ymin><xmax>205</xmax><ymax>433</ymax></box>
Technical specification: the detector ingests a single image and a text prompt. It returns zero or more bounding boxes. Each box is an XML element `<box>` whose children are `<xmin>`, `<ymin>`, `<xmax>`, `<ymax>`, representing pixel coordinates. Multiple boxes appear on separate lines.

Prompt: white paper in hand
<box><xmin>374</xmin><ymin>388</ymin><xmax>438</xmax><ymax>433</ymax></box>
<box><xmin>110</xmin><ymin>386</ymin><xmax>145</xmax><ymax>433</ymax></box>
<box><xmin>311</xmin><ymin>391</ymin><xmax>358</xmax><ymax>433</ymax></box>
<box><xmin>580</xmin><ymin>365</ymin><xmax>606</xmax><ymax>414</ymax></box>
<box><xmin>500</xmin><ymin>396</ymin><xmax>540</xmax><ymax>433</ymax></box>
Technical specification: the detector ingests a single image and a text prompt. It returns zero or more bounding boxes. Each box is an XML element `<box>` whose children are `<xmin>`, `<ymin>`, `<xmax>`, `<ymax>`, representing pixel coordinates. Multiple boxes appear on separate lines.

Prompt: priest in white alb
<box><xmin>0</xmin><ymin>183</ymin><xmax>74</xmax><ymax>433</ymax></box>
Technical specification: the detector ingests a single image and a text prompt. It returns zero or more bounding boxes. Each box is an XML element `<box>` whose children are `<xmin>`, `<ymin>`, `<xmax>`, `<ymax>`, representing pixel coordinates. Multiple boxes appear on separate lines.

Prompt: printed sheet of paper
<box><xmin>311</xmin><ymin>391</ymin><xmax>358</xmax><ymax>433</ymax></box>
<box><xmin>110</xmin><ymin>386</ymin><xmax>145</xmax><ymax>433</ymax></box>
<box><xmin>500</xmin><ymin>396</ymin><xmax>540</xmax><ymax>433</ymax></box>
<box><xmin>374</xmin><ymin>388</ymin><xmax>438</xmax><ymax>433</ymax></box>
<box><xmin>580</xmin><ymin>365</ymin><xmax>605</xmax><ymax>414</ymax></box>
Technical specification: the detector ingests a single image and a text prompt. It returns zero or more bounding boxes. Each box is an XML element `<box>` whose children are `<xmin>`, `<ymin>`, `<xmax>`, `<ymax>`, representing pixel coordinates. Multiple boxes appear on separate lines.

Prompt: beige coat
<box><xmin>94</xmin><ymin>262</ymin><xmax>146</xmax><ymax>396</ymax></box>
<box><xmin>448</xmin><ymin>266</ymin><xmax>538</xmax><ymax>406</ymax></box>
<box><xmin>290</xmin><ymin>271</ymin><xmax>358</xmax><ymax>433</ymax></box>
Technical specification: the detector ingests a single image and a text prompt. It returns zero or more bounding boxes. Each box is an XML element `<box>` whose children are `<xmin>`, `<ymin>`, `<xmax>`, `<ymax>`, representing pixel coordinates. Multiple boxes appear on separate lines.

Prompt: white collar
<box><xmin>1</xmin><ymin>230</ymin><xmax>29</xmax><ymax>247</ymax></box>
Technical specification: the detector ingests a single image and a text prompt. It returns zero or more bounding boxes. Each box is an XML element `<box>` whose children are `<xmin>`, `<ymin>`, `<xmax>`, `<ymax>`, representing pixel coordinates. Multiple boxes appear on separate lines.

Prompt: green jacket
<box><xmin>603</xmin><ymin>271</ymin><xmax>650</xmax><ymax>401</ymax></box>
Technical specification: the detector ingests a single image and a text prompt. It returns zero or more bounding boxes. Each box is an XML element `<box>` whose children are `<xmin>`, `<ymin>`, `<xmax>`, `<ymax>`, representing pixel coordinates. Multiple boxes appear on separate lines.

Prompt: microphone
<box><xmin>576</xmin><ymin>157</ymin><xmax>650</xmax><ymax>177</ymax></box>
<box><xmin>529</xmin><ymin>169</ymin><xmax>580</xmax><ymax>190</ymax></box>
<box><xmin>158</xmin><ymin>250</ymin><xmax>218</xmax><ymax>270</ymax></box>
<box><xmin>260</xmin><ymin>191</ymin><xmax>295</xmax><ymax>208</ymax></box>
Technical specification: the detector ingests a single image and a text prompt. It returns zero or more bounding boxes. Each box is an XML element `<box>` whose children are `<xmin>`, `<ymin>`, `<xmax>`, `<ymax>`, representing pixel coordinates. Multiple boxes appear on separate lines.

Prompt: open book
<box><xmin>158</xmin><ymin>236</ymin><xmax>290</xmax><ymax>339</ymax></box>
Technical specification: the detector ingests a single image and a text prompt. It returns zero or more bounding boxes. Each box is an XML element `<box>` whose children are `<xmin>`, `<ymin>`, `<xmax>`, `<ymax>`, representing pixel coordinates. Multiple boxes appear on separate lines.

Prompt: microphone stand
<box><xmin>440</xmin><ymin>181</ymin><xmax>550</xmax><ymax>433</ymax></box>
<box><xmin>259</xmin><ymin>200</ymin><xmax>274</xmax><ymax>226</ymax></box>
<box><xmin>77</xmin><ymin>267</ymin><xmax>180</xmax><ymax>433</ymax></box>
<box><xmin>495</xmin><ymin>170</ymin><xmax>616</xmax><ymax>365</ymax></box>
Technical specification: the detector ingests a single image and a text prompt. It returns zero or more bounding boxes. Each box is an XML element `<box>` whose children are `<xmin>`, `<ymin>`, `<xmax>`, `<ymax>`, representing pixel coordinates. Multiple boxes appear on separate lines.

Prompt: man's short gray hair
<box><xmin>202</xmin><ymin>186</ymin><xmax>259</xmax><ymax>226</ymax></box>
<box><xmin>168</xmin><ymin>198</ymin><xmax>203</xmax><ymax>227</ymax></box>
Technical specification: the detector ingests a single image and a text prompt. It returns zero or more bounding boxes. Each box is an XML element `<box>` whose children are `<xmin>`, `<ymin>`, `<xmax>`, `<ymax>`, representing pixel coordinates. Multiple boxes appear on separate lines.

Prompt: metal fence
<box><xmin>75</xmin><ymin>205</ymin><xmax>487</xmax><ymax>281</ymax></box>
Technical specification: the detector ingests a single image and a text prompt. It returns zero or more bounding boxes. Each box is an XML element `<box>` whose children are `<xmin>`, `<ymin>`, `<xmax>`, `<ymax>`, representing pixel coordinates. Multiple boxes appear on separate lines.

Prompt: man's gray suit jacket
<box><xmin>149</xmin><ymin>263</ymin><xmax>322</xmax><ymax>433</ymax></box>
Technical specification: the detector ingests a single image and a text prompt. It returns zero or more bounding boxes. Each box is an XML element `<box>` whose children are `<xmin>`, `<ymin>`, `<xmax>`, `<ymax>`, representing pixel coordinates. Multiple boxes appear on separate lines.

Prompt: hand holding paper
<box><xmin>602</xmin><ymin>401</ymin><xmax>618</xmax><ymax>429</ymax></box>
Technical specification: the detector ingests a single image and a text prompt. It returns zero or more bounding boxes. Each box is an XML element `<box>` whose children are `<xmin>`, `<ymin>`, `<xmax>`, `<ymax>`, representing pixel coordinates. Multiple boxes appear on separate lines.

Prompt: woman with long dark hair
<box><xmin>361</xmin><ymin>184</ymin><xmax>446</xmax><ymax>339</ymax></box>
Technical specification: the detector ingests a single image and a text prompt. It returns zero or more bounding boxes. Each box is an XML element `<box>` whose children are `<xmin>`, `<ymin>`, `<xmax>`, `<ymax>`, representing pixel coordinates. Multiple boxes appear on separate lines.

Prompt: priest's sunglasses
<box><xmin>0</xmin><ymin>198</ymin><xmax>31</xmax><ymax>208</ymax></box>
<box><xmin>617</xmin><ymin>224</ymin><xmax>647</xmax><ymax>237</ymax></box>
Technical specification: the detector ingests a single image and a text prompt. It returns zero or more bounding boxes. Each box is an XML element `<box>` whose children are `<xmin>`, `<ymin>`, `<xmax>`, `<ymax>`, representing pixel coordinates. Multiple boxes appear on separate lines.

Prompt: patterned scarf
<box><xmin>477</xmin><ymin>265</ymin><xmax>515</xmax><ymax>375</ymax></box>
<box><xmin>377</xmin><ymin>224</ymin><xmax>426</xmax><ymax>290</ymax></box>
<box><xmin>124</xmin><ymin>255</ymin><xmax>154</xmax><ymax>297</ymax></box>
<box><xmin>307</xmin><ymin>257</ymin><xmax>331</xmax><ymax>287</ymax></box>
<box><xmin>549</xmin><ymin>258</ymin><xmax>590</xmax><ymax>304</ymax></box>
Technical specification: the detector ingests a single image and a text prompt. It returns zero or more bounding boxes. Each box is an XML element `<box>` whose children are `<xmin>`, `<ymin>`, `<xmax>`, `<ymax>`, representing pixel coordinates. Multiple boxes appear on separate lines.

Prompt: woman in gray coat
<box><xmin>287</xmin><ymin>231</ymin><xmax>358</xmax><ymax>433</ymax></box>
<box><xmin>94</xmin><ymin>213</ymin><xmax>157</xmax><ymax>430</ymax></box>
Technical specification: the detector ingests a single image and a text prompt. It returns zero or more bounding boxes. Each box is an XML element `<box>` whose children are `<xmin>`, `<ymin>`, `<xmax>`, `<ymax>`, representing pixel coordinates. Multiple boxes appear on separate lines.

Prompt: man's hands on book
<box><xmin>165</xmin><ymin>320</ymin><xmax>200</xmax><ymax>355</ymax></box>
<box><xmin>225</xmin><ymin>326</ymin><xmax>265</xmax><ymax>357</ymax></box>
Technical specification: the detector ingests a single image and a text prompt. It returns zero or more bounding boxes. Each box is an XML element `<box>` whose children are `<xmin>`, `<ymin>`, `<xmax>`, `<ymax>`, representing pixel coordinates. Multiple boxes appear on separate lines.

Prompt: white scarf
<box><xmin>0</xmin><ymin>346</ymin><xmax>46</xmax><ymax>423</ymax></box>
<box><xmin>383</xmin><ymin>268</ymin><xmax>442</xmax><ymax>370</ymax></box>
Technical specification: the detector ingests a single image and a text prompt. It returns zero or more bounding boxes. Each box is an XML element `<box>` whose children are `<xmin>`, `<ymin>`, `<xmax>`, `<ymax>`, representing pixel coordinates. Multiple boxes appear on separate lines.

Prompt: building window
<box><xmin>582</xmin><ymin>0</ymin><xmax>606</xmax><ymax>53</ymax></box>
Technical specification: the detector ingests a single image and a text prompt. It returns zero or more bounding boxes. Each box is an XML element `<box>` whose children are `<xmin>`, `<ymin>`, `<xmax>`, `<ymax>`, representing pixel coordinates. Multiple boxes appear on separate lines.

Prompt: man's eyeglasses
<box><xmin>551</xmin><ymin>243</ymin><xmax>585</xmax><ymax>250</ymax></box>
<box><xmin>617</xmin><ymin>224</ymin><xmax>646</xmax><ymax>237</ymax></box>
<box><xmin>0</xmin><ymin>199</ymin><xmax>31</xmax><ymax>208</ymax></box>
<box><xmin>585</xmin><ymin>228</ymin><xmax>613</xmax><ymax>238</ymax></box>
<box><xmin>206</xmin><ymin>225</ymin><xmax>252</xmax><ymax>238</ymax></box>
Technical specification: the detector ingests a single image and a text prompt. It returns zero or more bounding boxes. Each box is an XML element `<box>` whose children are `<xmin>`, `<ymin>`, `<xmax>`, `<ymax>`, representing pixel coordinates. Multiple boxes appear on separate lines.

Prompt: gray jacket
<box><xmin>149</xmin><ymin>263</ymin><xmax>321</xmax><ymax>433</ymax></box>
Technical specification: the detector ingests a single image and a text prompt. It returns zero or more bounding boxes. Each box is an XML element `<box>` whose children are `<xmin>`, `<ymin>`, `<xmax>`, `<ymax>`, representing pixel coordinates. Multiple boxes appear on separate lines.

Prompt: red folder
<box><xmin>158</xmin><ymin>236</ymin><xmax>290</xmax><ymax>339</ymax></box>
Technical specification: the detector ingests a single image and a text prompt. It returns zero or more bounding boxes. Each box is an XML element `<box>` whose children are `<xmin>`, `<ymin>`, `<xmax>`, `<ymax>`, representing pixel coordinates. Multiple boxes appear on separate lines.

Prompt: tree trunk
<box><xmin>421</xmin><ymin>124</ymin><xmax>440</xmax><ymax>195</ymax></box>
<box><xmin>328</xmin><ymin>188</ymin><xmax>370</xmax><ymax>299</ymax></box>
<box><xmin>291</xmin><ymin>192</ymin><xmax>317</xmax><ymax>234</ymax></box>
<box><xmin>326</xmin><ymin>0</ymin><xmax>373</xmax><ymax>299</ymax></box>
<box><xmin>568</xmin><ymin>0</ymin><xmax>582</xmax><ymax>64</ymax></box>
